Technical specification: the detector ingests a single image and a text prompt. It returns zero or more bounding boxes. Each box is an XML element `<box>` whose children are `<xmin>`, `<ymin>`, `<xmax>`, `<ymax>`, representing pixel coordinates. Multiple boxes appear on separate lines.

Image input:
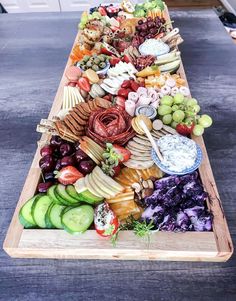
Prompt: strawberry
<box><xmin>176</xmin><ymin>122</ymin><xmax>194</xmax><ymax>136</ymax></box>
<box><xmin>122</xmin><ymin>54</ymin><xmax>130</xmax><ymax>63</ymax></box>
<box><xmin>77</xmin><ymin>77</ymin><xmax>91</xmax><ymax>92</ymax></box>
<box><xmin>94</xmin><ymin>203</ymin><xmax>119</xmax><ymax>237</ymax></box>
<box><xmin>121</xmin><ymin>80</ymin><xmax>131</xmax><ymax>89</ymax></box>
<box><xmin>130</xmin><ymin>80</ymin><xmax>140</xmax><ymax>92</ymax></box>
<box><xmin>109</xmin><ymin>56</ymin><xmax>121</xmax><ymax>66</ymax></box>
<box><xmin>117</xmin><ymin>88</ymin><xmax>132</xmax><ymax>98</ymax></box>
<box><xmin>112</xmin><ymin>145</ymin><xmax>131</xmax><ymax>163</ymax></box>
<box><xmin>98</xmin><ymin>6</ymin><xmax>107</xmax><ymax>16</ymax></box>
<box><xmin>54</xmin><ymin>166</ymin><xmax>83</xmax><ymax>185</ymax></box>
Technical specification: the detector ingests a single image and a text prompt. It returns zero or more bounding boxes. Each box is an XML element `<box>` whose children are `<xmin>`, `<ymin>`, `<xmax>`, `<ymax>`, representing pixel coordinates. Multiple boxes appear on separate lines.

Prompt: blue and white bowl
<box><xmin>151</xmin><ymin>143</ymin><xmax>203</xmax><ymax>176</ymax></box>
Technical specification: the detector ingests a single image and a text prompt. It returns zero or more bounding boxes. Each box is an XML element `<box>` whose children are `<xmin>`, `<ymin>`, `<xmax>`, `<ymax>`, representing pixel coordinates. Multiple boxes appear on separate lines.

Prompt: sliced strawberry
<box><xmin>54</xmin><ymin>166</ymin><xmax>83</xmax><ymax>185</ymax></box>
<box><xmin>98</xmin><ymin>6</ymin><xmax>107</xmax><ymax>16</ymax></box>
<box><xmin>122</xmin><ymin>54</ymin><xmax>130</xmax><ymax>63</ymax></box>
<box><xmin>112</xmin><ymin>145</ymin><xmax>131</xmax><ymax>163</ymax></box>
<box><xmin>121</xmin><ymin>80</ymin><xmax>131</xmax><ymax>89</ymax></box>
<box><xmin>130</xmin><ymin>80</ymin><xmax>140</xmax><ymax>92</ymax></box>
<box><xmin>109</xmin><ymin>56</ymin><xmax>121</xmax><ymax>66</ymax></box>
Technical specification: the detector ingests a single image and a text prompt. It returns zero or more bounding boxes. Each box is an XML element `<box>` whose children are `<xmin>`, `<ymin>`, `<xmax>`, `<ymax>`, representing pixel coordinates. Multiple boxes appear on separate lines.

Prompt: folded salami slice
<box><xmin>87</xmin><ymin>107</ymin><xmax>135</xmax><ymax>146</ymax></box>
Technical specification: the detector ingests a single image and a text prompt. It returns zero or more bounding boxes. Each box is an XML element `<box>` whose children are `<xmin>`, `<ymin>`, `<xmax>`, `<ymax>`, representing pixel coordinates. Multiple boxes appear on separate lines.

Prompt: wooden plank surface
<box><xmin>0</xmin><ymin>9</ymin><xmax>236</xmax><ymax>301</ymax></box>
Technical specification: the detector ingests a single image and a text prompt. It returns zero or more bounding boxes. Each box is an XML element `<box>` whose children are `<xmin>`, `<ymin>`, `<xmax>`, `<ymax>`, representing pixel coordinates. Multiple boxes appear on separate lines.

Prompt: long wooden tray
<box><xmin>3</xmin><ymin>6</ymin><xmax>233</xmax><ymax>261</ymax></box>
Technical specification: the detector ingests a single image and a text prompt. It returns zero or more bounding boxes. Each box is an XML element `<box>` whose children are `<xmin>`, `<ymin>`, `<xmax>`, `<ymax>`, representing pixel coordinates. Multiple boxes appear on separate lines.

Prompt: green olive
<box><xmin>83</xmin><ymin>55</ymin><xmax>90</xmax><ymax>62</ymax></box>
<box><xmin>86</xmin><ymin>61</ymin><xmax>92</xmax><ymax>67</ymax></box>
<box><xmin>92</xmin><ymin>65</ymin><xmax>99</xmax><ymax>71</ymax></box>
<box><xmin>99</xmin><ymin>62</ymin><xmax>106</xmax><ymax>69</ymax></box>
<box><xmin>99</xmin><ymin>55</ymin><xmax>105</xmax><ymax>62</ymax></box>
<box><xmin>94</xmin><ymin>58</ymin><xmax>100</xmax><ymax>64</ymax></box>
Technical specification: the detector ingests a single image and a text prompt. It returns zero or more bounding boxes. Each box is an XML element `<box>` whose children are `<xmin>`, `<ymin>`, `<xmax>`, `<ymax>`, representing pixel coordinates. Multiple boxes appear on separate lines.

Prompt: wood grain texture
<box><xmin>0</xmin><ymin>9</ymin><xmax>236</xmax><ymax>301</ymax></box>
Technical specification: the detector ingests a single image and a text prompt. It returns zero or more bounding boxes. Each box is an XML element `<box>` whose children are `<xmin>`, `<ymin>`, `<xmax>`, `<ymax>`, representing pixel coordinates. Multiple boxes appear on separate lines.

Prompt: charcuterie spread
<box><xmin>19</xmin><ymin>0</ymin><xmax>217</xmax><ymax>243</ymax></box>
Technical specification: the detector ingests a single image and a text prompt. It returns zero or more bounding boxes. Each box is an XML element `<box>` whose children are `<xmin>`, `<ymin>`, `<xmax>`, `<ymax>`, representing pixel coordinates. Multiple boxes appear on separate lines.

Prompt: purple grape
<box><xmin>39</xmin><ymin>155</ymin><xmax>55</xmax><ymax>172</ymax></box>
<box><xmin>147</xmin><ymin>17</ymin><xmax>152</xmax><ymax>22</ymax></box>
<box><xmin>37</xmin><ymin>182</ymin><xmax>53</xmax><ymax>193</ymax></box>
<box><xmin>75</xmin><ymin>149</ymin><xmax>88</xmax><ymax>162</ymax></box>
<box><xmin>138</xmin><ymin>20</ymin><xmax>143</xmax><ymax>25</ymax></box>
<box><xmin>43</xmin><ymin>172</ymin><xmax>55</xmax><ymax>182</ymax></box>
<box><xmin>78</xmin><ymin>159</ymin><xmax>96</xmax><ymax>175</ymax></box>
<box><xmin>60</xmin><ymin>143</ymin><xmax>73</xmax><ymax>156</ymax></box>
<box><xmin>50</xmin><ymin>135</ymin><xmax>63</xmax><ymax>147</ymax></box>
<box><xmin>136</xmin><ymin>25</ymin><xmax>142</xmax><ymax>32</ymax></box>
<box><xmin>140</xmin><ymin>31</ymin><xmax>147</xmax><ymax>37</ymax></box>
<box><xmin>149</xmin><ymin>28</ymin><xmax>157</xmax><ymax>35</ymax></box>
<box><xmin>55</xmin><ymin>159</ymin><xmax>62</xmax><ymax>171</ymax></box>
<box><xmin>141</xmin><ymin>23</ymin><xmax>148</xmax><ymax>31</ymax></box>
<box><xmin>40</xmin><ymin>145</ymin><xmax>54</xmax><ymax>157</ymax></box>
<box><xmin>147</xmin><ymin>21</ymin><xmax>154</xmax><ymax>28</ymax></box>
<box><xmin>61</xmin><ymin>156</ymin><xmax>75</xmax><ymax>167</ymax></box>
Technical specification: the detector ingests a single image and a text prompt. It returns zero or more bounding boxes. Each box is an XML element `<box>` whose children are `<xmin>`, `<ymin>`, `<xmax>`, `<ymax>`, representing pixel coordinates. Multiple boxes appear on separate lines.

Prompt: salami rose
<box><xmin>87</xmin><ymin>107</ymin><xmax>135</xmax><ymax>146</ymax></box>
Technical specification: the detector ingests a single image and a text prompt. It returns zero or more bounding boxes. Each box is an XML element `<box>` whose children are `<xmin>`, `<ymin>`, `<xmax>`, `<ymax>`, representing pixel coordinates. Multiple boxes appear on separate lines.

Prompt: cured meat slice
<box><xmin>87</xmin><ymin>107</ymin><xmax>135</xmax><ymax>146</ymax></box>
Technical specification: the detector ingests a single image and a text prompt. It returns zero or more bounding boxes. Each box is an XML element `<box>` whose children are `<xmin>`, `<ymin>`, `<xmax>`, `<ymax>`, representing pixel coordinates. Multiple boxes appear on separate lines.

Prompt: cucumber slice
<box><xmin>54</xmin><ymin>189</ymin><xmax>72</xmax><ymax>206</ymax></box>
<box><xmin>56</xmin><ymin>184</ymin><xmax>80</xmax><ymax>205</ymax></box>
<box><xmin>62</xmin><ymin>205</ymin><xmax>94</xmax><ymax>234</ymax></box>
<box><xmin>66</xmin><ymin>185</ymin><xmax>80</xmax><ymax>200</ymax></box>
<box><xmin>47</xmin><ymin>185</ymin><xmax>62</xmax><ymax>205</ymax></box>
<box><xmin>32</xmin><ymin>195</ymin><xmax>53</xmax><ymax>228</ymax></box>
<box><xmin>48</xmin><ymin>203</ymin><xmax>65</xmax><ymax>229</ymax></box>
<box><xmin>19</xmin><ymin>195</ymin><xmax>39</xmax><ymax>228</ymax></box>
<box><xmin>78</xmin><ymin>190</ymin><xmax>103</xmax><ymax>205</ymax></box>
<box><xmin>45</xmin><ymin>203</ymin><xmax>56</xmax><ymax>228</ymax></box>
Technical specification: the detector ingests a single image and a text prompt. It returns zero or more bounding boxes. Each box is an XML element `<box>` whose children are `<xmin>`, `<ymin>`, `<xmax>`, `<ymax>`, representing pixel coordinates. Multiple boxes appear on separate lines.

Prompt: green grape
<box><xmin>185</xmin><ymin>110</ymin><xmax>196</xmax><ymax>118</ymax></box>
<box><xmin>171</xmin><ymin>104</ymin><xmax>179</xmax><ymax>112</ymax></box>
<box><xmin>193</xmin><ymin>124</ymin><xmax>204</xmax><ymax>136</ymax></box>
<box><xmin>192</xmin><ymin>104</ymin><xmax>201</xmax><ymax>113</ymax></box>
<box><xmin>163</xmin><ymin>114</ymin><xmax>172</xmax><ymax>125</ymax></box>
<box><xmin>158</xmin><ymin>105</ymin><xmax>172</xmax><ymax>116</ymax></box>
<box><xmin>172</xmin><ymin>110</ymin><xmax>185</xmax><ymax>123</ymax></box>
<box><xmin>186</xmin><ymin>98</ymin><xmax>198</xmax><ymax>106</ymax></box>
<box><xmin>171</xmin><ymin>121</ymin><xmax>178</xmax><ymax>129</ymax></box>
<box><xmin>173</xmin><ymin>93</ymin><xmax>185</xmax><ymax>104</ymax></box>
<box><xmin>184</xmin><ymin>117</ymin><xmax>194</xmax><ymax>124</ymax></box>
<box><xmin>198</xmin><ymin>114</ymin><xmax>213</xmax><ymax>128</ymax></box>
<box><xmin>160</xmin><ymin>95</ymin><xmax>173</xmax><ymax>106</ymax></box>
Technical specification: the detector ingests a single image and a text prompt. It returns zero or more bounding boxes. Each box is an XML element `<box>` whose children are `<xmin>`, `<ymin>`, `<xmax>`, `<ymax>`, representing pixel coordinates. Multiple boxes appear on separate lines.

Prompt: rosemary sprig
<box><xmin>111</xmin><ymin>216</ymin><xmax>155</xmax><ymax>246</ymax></box>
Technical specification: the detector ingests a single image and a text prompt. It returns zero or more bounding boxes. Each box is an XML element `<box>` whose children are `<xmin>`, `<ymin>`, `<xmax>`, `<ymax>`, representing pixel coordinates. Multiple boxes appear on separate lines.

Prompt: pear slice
<box><xmin>74</xmin><ymin>177</ymin><xmax>87</xmax><ymax>194</ymax></box>
<box><xmin>89</xmin><ymin>173</ymin><xmax>113</xmax><ymax>198</ymax></box>
<box><xmin>93</xmin><ymin>166</ymin><xmax>124</xmax><ymax>193</ymax></box>
<box><xmin>84</xmin><ymin>175</ymin><xmax>103</xmax><ymax>198</ymax></box>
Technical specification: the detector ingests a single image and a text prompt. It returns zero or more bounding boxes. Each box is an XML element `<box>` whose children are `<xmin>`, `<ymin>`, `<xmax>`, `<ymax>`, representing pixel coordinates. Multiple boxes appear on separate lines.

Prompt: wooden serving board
<box><xmin>3</xmin><ymin>6</ymin><xmax>233</xmax><ymax>261</ymax></box>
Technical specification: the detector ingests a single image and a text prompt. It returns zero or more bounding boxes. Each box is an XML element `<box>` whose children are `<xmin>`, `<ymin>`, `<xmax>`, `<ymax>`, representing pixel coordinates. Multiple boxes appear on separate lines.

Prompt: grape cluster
<box><xmin>157</xmin><ymin>93</ymin><xmax>213</xmax><ymax>136</ymax></box>
<box><xmin>38</xmin><ymin>136</ymin><xmax>95</xmax><ymax>192</ymax></box>
<box><xmin>135</xmin><ymin>16</ymin><xmax>166</xmax><ymax>40</ymax></box>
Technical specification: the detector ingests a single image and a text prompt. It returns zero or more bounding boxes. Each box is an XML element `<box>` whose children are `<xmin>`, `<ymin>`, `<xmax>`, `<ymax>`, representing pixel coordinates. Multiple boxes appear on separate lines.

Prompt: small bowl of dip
<box><xmin>151</xmin><ymin>134</ymin><xmax>203</xmax><ymax>175</ymax></box>
<box><xmin>139</xmin><ymin>39</ymin><xmax>170</xmax><ymax>57</ymax></box>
